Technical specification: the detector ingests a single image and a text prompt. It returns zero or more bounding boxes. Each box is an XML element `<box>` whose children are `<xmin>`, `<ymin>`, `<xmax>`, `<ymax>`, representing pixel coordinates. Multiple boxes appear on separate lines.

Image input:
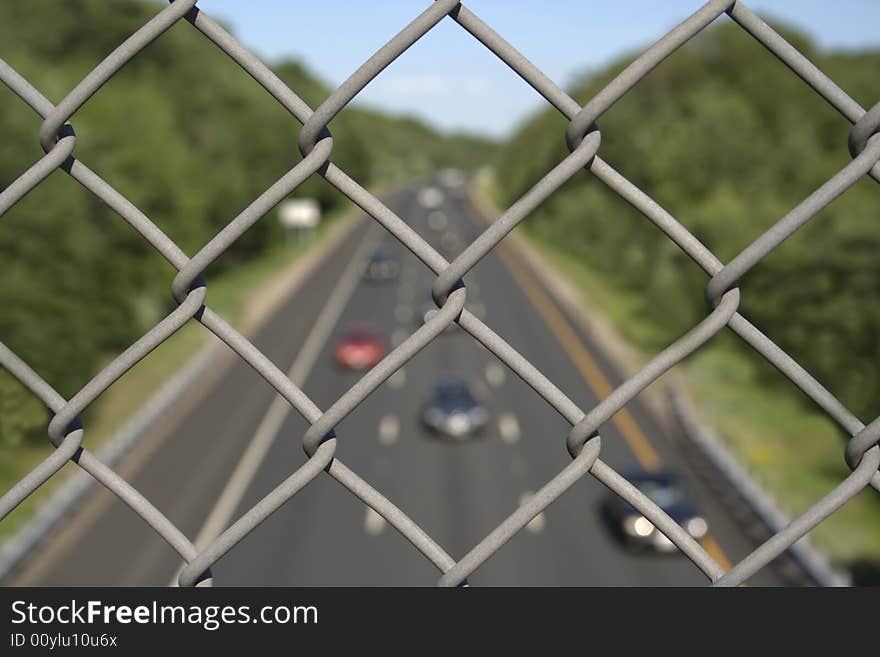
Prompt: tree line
<box><xmin>0</xmin><ymin>0</ymin><xmax>494</xmax><ymax>448</ymax></box>
<box><xmin>496</xmin><ymin>21</ymin><xmax>880</xmax><ymax>425</ymax></box>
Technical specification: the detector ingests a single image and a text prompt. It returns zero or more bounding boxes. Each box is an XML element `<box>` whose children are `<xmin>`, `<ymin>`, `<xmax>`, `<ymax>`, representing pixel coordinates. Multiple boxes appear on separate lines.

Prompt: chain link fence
<box><xmin>0</xmin><ymin>0</ymin><xmax>878</xmax><ymax>587</ymax></box>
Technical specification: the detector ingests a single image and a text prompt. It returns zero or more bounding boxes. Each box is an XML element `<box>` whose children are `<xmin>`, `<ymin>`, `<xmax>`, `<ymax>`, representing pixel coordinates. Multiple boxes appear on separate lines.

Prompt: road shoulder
<box><xmin>1</xmin><ymin>210</ymin><xmax>363</xmax><ymax>584</ymax></box>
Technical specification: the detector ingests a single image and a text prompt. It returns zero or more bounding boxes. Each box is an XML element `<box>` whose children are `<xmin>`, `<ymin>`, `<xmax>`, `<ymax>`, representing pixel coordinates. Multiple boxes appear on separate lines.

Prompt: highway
<box><xmin>6</xmin><ymin>181</ymin><xmax>787</xmax><ymax>586</ymax></box>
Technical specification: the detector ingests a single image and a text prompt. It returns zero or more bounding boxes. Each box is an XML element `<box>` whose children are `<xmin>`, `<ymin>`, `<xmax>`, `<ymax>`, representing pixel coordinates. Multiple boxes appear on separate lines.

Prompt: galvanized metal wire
<box><xmin>1</xmin><ymin>0</ymin><xmax>878</xmax><ymax>587</ymax></box>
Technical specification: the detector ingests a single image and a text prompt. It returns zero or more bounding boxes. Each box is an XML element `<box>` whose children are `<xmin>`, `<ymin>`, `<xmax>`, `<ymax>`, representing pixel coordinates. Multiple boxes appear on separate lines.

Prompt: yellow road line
<box><xmin>496</xmin><ymin>244</ymin><xmax>661</xmax><ymax>470</ymax></box>
<box><xmin>495</xmin><ymin>239</ymin><xmax>734</xmax><ymax>574</ymax></box>
<box><xmin>699</xmin><ymin>535</ymin><xmax>733</xmax><ymax>571</ymax></box>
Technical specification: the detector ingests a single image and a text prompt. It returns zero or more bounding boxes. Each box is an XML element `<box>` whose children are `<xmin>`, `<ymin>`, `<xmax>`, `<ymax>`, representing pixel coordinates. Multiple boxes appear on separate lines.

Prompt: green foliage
<box><xmin>0</xmin><ymin>371</ymin><xmax>46</xmax><ymax>449</ymax></box>
<box><xmin>0</xmin><ymin>0</ymin><xmax>495</xmax><ymax>446</ymax></box>
<box><xmin>497</xmin><ymin>20</ymin><xmax>880</xmax><ymax>422</ymax></box>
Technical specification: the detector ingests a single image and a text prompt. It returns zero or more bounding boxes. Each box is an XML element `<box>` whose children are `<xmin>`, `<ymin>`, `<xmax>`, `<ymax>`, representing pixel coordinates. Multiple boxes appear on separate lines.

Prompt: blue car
<box><xmin>601</xmin><ymin>469</ymin><xmax>709</xmax><ymax>552</ymax></box>
<box><xmin>363</xmin><ymin>244</ymin><xmax>399</xmax><ymax>282</ymax></box>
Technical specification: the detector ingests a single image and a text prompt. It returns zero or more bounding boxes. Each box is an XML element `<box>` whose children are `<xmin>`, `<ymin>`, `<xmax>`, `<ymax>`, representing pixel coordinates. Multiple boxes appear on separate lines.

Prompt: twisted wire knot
<box><xmin>848</xmin><ymin>101</ymin><xmax>880</xmax><ymax>161</ymax></box>
<box><xmin>844</xmin><ymin>418</ymin><xmax>880</xmax><ymax>473</ymax></box>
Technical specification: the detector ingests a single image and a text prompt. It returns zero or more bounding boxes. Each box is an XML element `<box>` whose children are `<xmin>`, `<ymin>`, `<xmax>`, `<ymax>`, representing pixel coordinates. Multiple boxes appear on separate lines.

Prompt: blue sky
<box><xmin>199</xmin><ymin>1</ymin><xmax>880</xmax><ymax>137</ymax></box>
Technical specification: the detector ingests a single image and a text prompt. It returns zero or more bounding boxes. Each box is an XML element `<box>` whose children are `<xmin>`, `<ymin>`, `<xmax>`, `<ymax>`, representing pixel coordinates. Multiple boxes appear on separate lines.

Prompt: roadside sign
<box><xmin>279</xmin><ymin>198</ymin><xmax>321</xmax><ymax>229</ymax></box>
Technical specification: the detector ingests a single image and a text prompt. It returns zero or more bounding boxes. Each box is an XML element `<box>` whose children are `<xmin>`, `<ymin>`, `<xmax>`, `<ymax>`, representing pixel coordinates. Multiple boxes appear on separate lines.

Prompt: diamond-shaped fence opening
<box><xmin>0</xmin><ymin>0</ymin><xmax>878</xmax><ymax>587</ymax></box>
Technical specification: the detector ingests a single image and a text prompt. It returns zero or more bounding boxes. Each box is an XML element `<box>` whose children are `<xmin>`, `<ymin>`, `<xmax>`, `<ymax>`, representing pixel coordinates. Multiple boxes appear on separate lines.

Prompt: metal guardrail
<box><xmin>0</xmin><ymin>340</ymin><xmax>222</xmax><ymax>583</ymax></box>
<box><xmin>669</xmin><ymin>388</ymin><xmax>851</xmax><ymax>586</ymax></box>
<box><xmin>0</xmin><ymin>0</ymin><xmax>878</xmax><ymax>587</ymax></box>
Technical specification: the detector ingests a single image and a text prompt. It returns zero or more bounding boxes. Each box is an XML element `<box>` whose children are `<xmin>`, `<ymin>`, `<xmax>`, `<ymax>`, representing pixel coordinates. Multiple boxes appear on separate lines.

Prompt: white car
<box><xmin>417</xmin><ymin>186</ymin><xmax>444</xmax><ymax>209</ymax></box>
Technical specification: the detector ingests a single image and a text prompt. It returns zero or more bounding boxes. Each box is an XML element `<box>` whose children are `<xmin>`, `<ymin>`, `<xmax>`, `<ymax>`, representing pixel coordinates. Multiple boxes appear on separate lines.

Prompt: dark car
<box><xmin>363</xmin><ymin>244</ymin><xmax>399</xmax><ymax>282</ymax></box>
<box><xmin>421</xmin><ymin>376</ymin><xmax>490</xmax><ymax>439</ymax></box>
<box><xmin>600</xmin><ymin>469</ymin><xmax>708</xmax><ymax>552</ymax></box>
<box><xmin>333</xmin><ymin>323</ymin><xmax>385</xmax><ymax>370</ymax></box>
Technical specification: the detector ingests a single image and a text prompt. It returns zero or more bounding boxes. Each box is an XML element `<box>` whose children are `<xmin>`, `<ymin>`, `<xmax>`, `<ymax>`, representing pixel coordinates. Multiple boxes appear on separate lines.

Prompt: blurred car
<box><xmin>333</xmin><ymin>323</ymin><xmax>385</xmax><ymax>370</ymax></box>
<box><xmin>421</xmin><ymin>376</ymin><xmax>490</xmax><ymax>439</ymax></box>
<box><xmin>600</xmin><ymin>469</ymin><xmax>708</xmax><ymax>553</ymax></box>
<box><xmin>417</xmin><ymin>186</ymin><xmax>444</xmax><ymax>209</ymax></box>
<box><xmin>438</xmin><ymin>168</ymin><xmax>465</xmax><ymax>188</ymax></box>
<box><xmin>363</xmin><ymin>244</ymin><xmax>399</xmax><ymax>282</ymax></box>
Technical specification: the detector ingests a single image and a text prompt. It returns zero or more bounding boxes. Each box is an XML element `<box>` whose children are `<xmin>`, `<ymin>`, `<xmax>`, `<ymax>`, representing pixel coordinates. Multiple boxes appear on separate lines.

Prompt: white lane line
<box><xmin>378</xmin><ymin>414</ymin><xmax>400</xmax><ymax>446</ymax></box>
<box><xmin>363</xmin><ymin>507</ymin><xmax>387</xmax><ymax>536</ymax></box>
<box><xmin>387</xmin><ymin>368</ymin><xmax>406</xmax><ymax>389</ymax></box>
<box><xmin>427</xmin><ymin>210</ymin><xmax>447</xmax><ymax>231</ymax></box>
<box><xmin>519</xmin><ymin>492</ymin><xmax>546</xmax><ymax>534</ymax></box>
<box><xmin>394</xmin><ymin>304</ymin><xmax>412</xmax><ymax>324</ymax></box>
<box><xmin>391</xmin><ymin>328</ymin><xmax>409</xmax><ymax>347</ymax></box>
<box><xmin>168</xmin><ymin>225</ymin><xmax>379</xmax><ymax>586</ymax></box>
<box><xmin>498</xmin><ymin>412</ymin><xmax>521</xmax><ymax>445</ymax></box>
<box><xmin>485</xmin><ymin>361</ymin><xmax>506</xmax><ymax>388</ymax></box>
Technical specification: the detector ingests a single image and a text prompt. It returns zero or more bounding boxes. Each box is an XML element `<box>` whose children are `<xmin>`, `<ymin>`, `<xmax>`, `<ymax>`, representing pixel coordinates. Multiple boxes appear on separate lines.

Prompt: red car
<box><xmin>333</xmin><ymin>323</ymin><xmax>385</xmax><ymax>370</ymax></box>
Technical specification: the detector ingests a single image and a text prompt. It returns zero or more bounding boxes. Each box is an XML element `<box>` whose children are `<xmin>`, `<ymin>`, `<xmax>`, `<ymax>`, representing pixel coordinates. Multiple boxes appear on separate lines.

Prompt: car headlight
<box><xmin>685</xmin><ymin>516</ymin><xmax>708</xmax><ymax>539</ymax></box>
<box><xmin>445</xmin><ymin>412</ymin><xmax>471</xmax><ymax>436</ymax></box>
<box><xmin>652</xmin><ymin>531</ymin><xmax>676</xmax><ymax>551</ymax></box>
<box><xmin>622</xmin><ymin>515</ymin><xmax>655</xmax><ymax>537</ymax></box>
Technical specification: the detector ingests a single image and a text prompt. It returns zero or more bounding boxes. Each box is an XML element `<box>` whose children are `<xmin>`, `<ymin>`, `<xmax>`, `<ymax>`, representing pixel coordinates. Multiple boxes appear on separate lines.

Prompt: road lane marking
<box><xmin>496</xmin><ymin>244</ymin><xmax>661</xmax><ymax>470</ymax></box>
<box><xmin>9</xmin><ymin>215</ymin><xmax>366</xmax><ymax>587</ymax></box>
<box><xmin>378</xmin><ymin>415</ymin><xmax>400</xmax><ymax>446</ymax></box>
<box><xmin>388</xmin><ymin>367</ymin><xmax>406</xmax><ymax>389</ymax></box>
<box><xmin>485</xmin><ymin>361</ymin><xmax>506</xmax><ymax>387</ymax></box>
<box><xmin>494</xmin><ymin>239</ymin><xmax>736</xmax><ymax>572</ymax></box>
<box><xmin>699</xmin><ymin>535</ymin><xmax>732</xmax><ymax>572</ymax></box>
<box><xmin>168</xmin><ymin>225</ymin><xmax>380</xmax><ymax>585</ymax></box>
<box><xmin>519</xmin><ymin>492</ymin><xmax>546</xmax><ymax>534</ymax></box>
<box><xmin>363</xmin><ymin>507</ymin><xmax>387</xmax><ymax>536</ymax></box>
<box><xmin>498</xmin><ymin>413</ymin><xmax>521</xmax><ymax>444</ymax></box>
<box><xmin>427</xmin><ymin>210</ymin><xmax>448</xmax><ymax>231</ymax></box>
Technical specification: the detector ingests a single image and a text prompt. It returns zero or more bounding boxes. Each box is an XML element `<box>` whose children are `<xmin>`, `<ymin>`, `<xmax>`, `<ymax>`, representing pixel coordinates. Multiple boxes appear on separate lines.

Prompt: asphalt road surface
<box><xmin>6</xmin><ymin>180</ymin><xmax>787</xmax><ymax>586</ymax></box>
